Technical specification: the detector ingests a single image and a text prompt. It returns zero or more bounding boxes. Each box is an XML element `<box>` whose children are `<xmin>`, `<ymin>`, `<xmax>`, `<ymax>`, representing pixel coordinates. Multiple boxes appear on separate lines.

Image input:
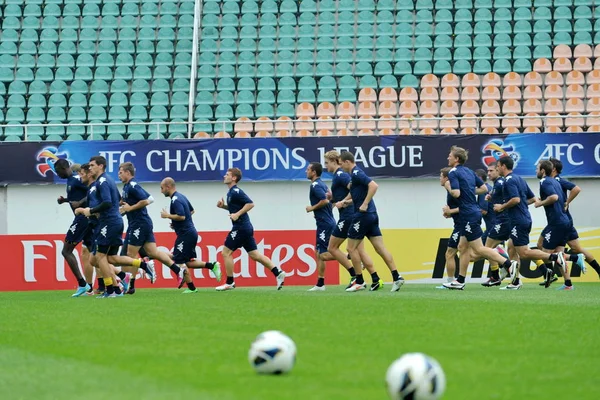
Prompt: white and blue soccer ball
<box><xmin>248</xmin><ymin>330</ymin><xmax>296</xmax><ymax>375</ymax></box>
<box><xmin>386</xmin><ymin>353</ymin><xmax>446</xmax><ymax>400</ymax></box>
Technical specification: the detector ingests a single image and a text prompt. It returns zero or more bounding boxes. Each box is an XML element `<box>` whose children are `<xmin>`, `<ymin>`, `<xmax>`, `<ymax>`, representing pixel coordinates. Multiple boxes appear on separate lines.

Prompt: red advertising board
<box><xmin>0</xmin><ymin>231</ymin><xmax>339</xmax><ymax>291</ymax></box>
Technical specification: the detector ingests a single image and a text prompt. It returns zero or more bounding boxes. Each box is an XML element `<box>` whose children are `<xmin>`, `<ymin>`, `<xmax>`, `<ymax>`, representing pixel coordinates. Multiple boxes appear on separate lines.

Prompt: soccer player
<box><xmin>439</xmin><ymin>167</ymin><xmax>460</xmax><ymax>288</ymax></box>
<box><xmin>305</xmin><ymin>162</ymin><xmax>336</xmax><ymax>291</ymax></box>
<box><xmin>545</xmin><ymin>158</ymin><xmax>600</xmax><ymax>279</ymax></box>
<box><xmin>493</xmin><ymin>155</ymin><xmax>578</xmax><ymax>290</ymax></box>
<box><xmin>479</xmin><ymin>162</ymin><xmax>513</xmax><ymax>287</ymax></box>
<box><xmin>323</xmin><ymin>150</ymin><xmax>380</xmax><ymax>290</ymax></box>
<box><xmin>79</xmin><ymin>155</ymin><xmax>153</xmax><ymax>297</ymax></box>
<box><xmin>442</xmin><ymin>147</ymin><xmax>519</xmax><ymax>290</ymax></box>
<box><xmin>215</xmin><ymin>168</ymin><xmax>285</xmax><ymax>291</ymax></box>
<box><xmin>534</xmin><ymin>160</ymin><xmax>585</xmax><ymax>290</ymax></box>
<box><xmin>160</xmin><ymin>177</ymin><xmax>221</xmax><ymax>293</ymax></box>
<box><xmin>339</xmin><ymin>152</ymin><xmax>405</xmax><ymax>292</ymax></box>
<box><xmin>475</xmin><ymin>169</ymin><xmax>494</xmax><ymax>243</ymax></box>
<box><xmin>55</xmin><ymin>159</ymin><xmax>93</xmax><ymax>297</ymax></box>
<box><xmin>119</xmin><ymin>161</ymin><xmax>191</xmax><ymax>294</ymax></box>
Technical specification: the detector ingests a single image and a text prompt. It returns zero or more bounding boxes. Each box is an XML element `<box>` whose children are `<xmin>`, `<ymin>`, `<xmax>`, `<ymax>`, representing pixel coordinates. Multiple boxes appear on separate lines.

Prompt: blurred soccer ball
<box><xmin>248</xmin><ymin>330</ymin><xmax>296</xmax><ymax>375</ymax></box>
<box><xmin>386</xmin><ymin>353</ymin><xmax>446</xmax><ymax>400</ymax></box>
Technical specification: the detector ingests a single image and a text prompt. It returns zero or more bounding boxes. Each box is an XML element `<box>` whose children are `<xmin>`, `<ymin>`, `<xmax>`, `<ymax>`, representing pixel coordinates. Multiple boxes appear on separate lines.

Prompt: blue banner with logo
<box><xmin>1</xmin><ymin>134</ymin><xmax>599</xmax><ymax>185</ymax></box>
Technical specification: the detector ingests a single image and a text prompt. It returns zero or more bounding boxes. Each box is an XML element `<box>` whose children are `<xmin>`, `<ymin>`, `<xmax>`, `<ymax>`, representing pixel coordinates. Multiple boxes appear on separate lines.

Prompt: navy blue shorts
<box><xmin>331</xmin><ymin>216</ymin><xmax>352</xmax><ymax>239</ymax></box>
<box><xmin>96</xmin><ymin>220</ymin><xmax>124</xmax><ymax>248</ymax></box>
<box><xmin>448</xmin><ymin>227</ymin><xmax>460</xmax><ymax>249</ymax></box>
<box><xmin>316</xmin><ymin>222</ymin><xmax>334</xmax><ymax>254</ymax></box>
<box><xmin>488</xmin><ymin>220</ymin><xmax>511</xmax><ymax>241</ymax></box>
<box><xmin>125</xmin><ymin>222</ymin><xmax>155</xmax><ymax>247</ymax></box>
<box><xmin>224</xmin><ymin>227</ymin><xmax>258</xmax><ymax>253</ymax></box>
<box><xmin>173</xmin><ymin>231</ymin><xmax>199</xmax><ymax>264</ymax></box>
<box><xmin>83</xmin><ymin>220</ymin><xmax>98</xmax><ymax>251</ymax></box>
<box><xmin>348</xmin><ymin>212</ymin><xmax>382</xmax><ymax>240</ymax></box>
<box><xmin>565</xmin><ymin>224</ymin><xmax>579</xmax><ymax>242</ymax></box>
<box><xmin>510</xmin><ymin>223</ymin><xmax>532</xmax><ymax>247</ymax></box>
<box><xmin>458</xmin><ymin>218</ymin><xmax>483</xmax><ymax>242</ymax></box>
<box><xmin>65</xmin><ymin>215</ymin><xmax>90</xmax><ymax>244</ymax></box>
<box><xmin>541</xmin><ymin>223</ymin><xmax>571</xmax><ymax>250</ymax></box>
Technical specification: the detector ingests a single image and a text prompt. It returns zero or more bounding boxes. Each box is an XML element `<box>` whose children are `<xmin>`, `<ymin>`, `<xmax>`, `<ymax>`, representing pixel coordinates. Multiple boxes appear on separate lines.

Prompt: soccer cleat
<box><xmin>308</xmin><ymin>285</ymin><xmax>325</xmax><ymax>292</ymax></box>
<box><xmin>574</xmin><ymin>253</ymin><xmax>586</xmax><ymax>274</ymax></box>
<box><xmin>555</xmin><ymin>252</ymin><xmax>567</xmax><ymax>271</ymax></box>
<box><xmin>442</xmin><ymin>280</ymin><xmax>465</xmax><ymax>290</ymax></box>
<box><xmin>391</xmin><ymin>278</ymin><xmax>405</xmax><ymax>292</ymax></box>
<box><xmin>146</xmin><ymin>259</ymin><xmax>156</xmax><ymax>284</ymax></box>
<box><xmin>177</xmin><ymin>268</ymin><xmax>186</xmax><ymax>289</ymax></box>
<box><xmin>126</xmin><ymin>287</ymin><xmax>136</xmax><ymax>295</ymax></box>
<box><xmin>500</xmin><ymin>282</ymin><xmax>522</xmax><ymax>290</ymax></box>
<box><xmin>71</xmin><ymin>284</ymin><xmax>91</xmax><ymax>298</ymax></box>
<box><xmin>509</xmin><ymin>261</ymin><xmax>519</xmax><ymax>282</ymax></box>
<box><xmin>108</xmin><ymin>292</ymin><xmax>124</xmax><ymax>298</ymax></box>
<box><xmin>370</xmin><ymin>280</ymin><xmax>382</xmax><ymax>291</ymax></box>
<box><xmin>216</xmin><ymin>282</ymin><xmax>235</xmax><ymax>291</ymax></box>
<box><xmin>481</xmin><ymin>277</ymin><xmax>501</xmax><ymax>287</ymax></box>
<box><xmin>557</xmin><ymin>284</ymin><xmax>574</xmax><ymax>291</ymax></box>
<box><xmin>544</xmin><ymin>268</ymin><xmax>556</xmax><ymax>289</ymax></box>
<box><xmin>496</xmin><ymin>245</ymin><xmax>509</xmax><ymax>259</ymax></box>
<box><xmin>435</xmin><ymin>285</ymin><xmax>449</xmax><ymax>289</ymax></box>
<box><xmin>345</xmin><ymin>282</ymin><xmax>366</xmax><ymax>292</ymax></box>
<box><xmin>182</xmin><ymin>288</ymin><xmax>199</xmax><ymax>294</ymax></box>
<box><xmin>539</xmin><ymin>275</ymin><xmax>558</xmax><ymax>287</ymax></box>
<box><xmin>94</xmin><ymin>288</ymin><xmax>104</xmax><ymax>295</ymax></box>
<box><xmin>211</xmin><ymin>261</ymin><xmax>222</xmax><ymax>282</ymax></box>
<box><xmin>85</xmin><ymin>289</ymin><xmax>95</xmax><ymax>296</ymax></box>
<box><xmin>96</xmin><ymin>292</ymin><xmax>109</xmax><ymax>298</ymax></box>
<box><xmin>345</xmin><ymin>277</ymin><xmax>356</xmax><ymax>289</ymax></box>
<box><xmin>276</xmin><ymin>271</ymin><xmax>286</xmax><ymax>290</ymax></box>
<box><xmin>121</xmin><ymin>273</ymin><xmax>132</xmax><ymax>293</ymax></box>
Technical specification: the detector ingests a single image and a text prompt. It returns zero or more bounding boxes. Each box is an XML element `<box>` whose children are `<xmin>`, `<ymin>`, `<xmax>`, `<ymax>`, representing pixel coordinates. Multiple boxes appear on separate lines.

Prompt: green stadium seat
<box><xmin>454</xmin><ymin>48</ymin><xmax>472</xmax><ymax>61</ymax></box>
<box><xmin>493</xmin><ymin>60</ymin><xmax>512</xmax><ymax>74</ymax></box>
<box><xmin>380</xmin><ymin>75</ymin><xmax>398</xmax><ymax>88</ymax></box>
<box><xmin>473</xmin><ymin>60</ymin><xmax>492</xmax><ymax>74</ymax></box>
<box><xmin>400</xmin><ymin>75</ymin><xmax>419</xmax><ymax>89</ymax></box>
<box><xmin>574</xmin><ymin>32</ymin><xmax>592</xmax><ymax>45</ymax></box>
<box><xmin>394</xmin><ymin>62</ymin><xmax>412</xmax><ymax>75</ymax></box>
<box><xmin>433</xmin><ymin>48</ymin><xmax>452</xmax><ymax>61</ymax></box>
<box><xmin>513</xmin><ymin>59</ymin><xmax>532</xmax><ymax>73</ymax></box>
<box><xmin>359</xmin><ymin>75</ymin><xmax>378</xmax><ymax>89</ymax></box>
<box><xmin>434</xmin><ymin>60</ymin><xmax>452</xmax><ymax>75</ymax></box>
<box><xmin>28</xmin><ymin>94</ymin><xmax>46</xmax><ymax>108</ymax></box>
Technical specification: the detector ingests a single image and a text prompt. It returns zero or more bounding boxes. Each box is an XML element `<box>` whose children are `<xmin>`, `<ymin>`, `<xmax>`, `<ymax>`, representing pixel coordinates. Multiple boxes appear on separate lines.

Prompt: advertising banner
<box><xmin>2</xmin><ymin>134</ymin><xmax>599</xmax><ymax>185</ymax></box>
<box><xmin>0</xmin><ymin>230</ymin><xmax>339</xmax><ymax>292</ymax></box>
<box><xmin>2</xmin><ymin>226</ymin><xmax>598</xmax><ymax>292</ymax></box>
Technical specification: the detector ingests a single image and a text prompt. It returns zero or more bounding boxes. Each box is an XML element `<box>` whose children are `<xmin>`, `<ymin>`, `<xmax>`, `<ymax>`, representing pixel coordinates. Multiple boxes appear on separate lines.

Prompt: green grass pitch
<box><xmin>0</xmin><ymin>283</ymin><xmax>598</xmax><ymax>399</ymax></box>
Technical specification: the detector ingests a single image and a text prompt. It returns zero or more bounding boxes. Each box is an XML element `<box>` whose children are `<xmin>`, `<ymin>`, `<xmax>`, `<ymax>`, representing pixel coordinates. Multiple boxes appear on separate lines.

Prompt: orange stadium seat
<box><xmin>379</xmin><ymin>87</ymin><xmax>398</xmax><ymax>102</ymax></box>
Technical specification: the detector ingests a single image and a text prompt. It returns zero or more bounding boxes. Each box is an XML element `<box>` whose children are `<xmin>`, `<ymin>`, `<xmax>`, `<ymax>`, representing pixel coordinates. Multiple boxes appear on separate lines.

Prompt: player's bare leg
<box><xmin>327</xmin><ymin>236</ymin><xmax>356</xmax><ymax>283</ymax></box>
<box><xmin>308</xmin><ymin>252</ymin><xmax>327</xmax><ymax>291</ymax></box>
<box><xmin>444</xmin><ymin>247</ymin><xmax>457</xmax><ymax>286</ymax></box>
<box><xmin>63</xmin><ymin>241</ymin><xmax>89</xmax><ymax>297</ymax></box>
<box><xmin>345</xmin><ymin>238</ymin><xmax>367</xmax><ymax>292</ymax></box>
<box><xmin>248</xmin><ymin>250</ymin><xmax>285</xmax><ymax>290</ymax></box>
<box><xmin>368</xmin><ymin>235</ymin><xmax>404</xmax><ymax>291</ymax></box>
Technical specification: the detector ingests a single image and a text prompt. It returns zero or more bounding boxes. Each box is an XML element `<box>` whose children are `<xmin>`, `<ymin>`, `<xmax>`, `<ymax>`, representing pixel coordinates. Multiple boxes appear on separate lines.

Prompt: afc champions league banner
<box><xmin>1</xmin><ymin>134</ymin><xmax>599</xmax><ymax>184</ymax></box>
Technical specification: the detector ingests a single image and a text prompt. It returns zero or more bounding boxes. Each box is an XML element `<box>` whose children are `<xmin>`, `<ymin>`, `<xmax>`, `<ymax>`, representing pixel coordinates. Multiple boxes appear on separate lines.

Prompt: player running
<box><xmin>55</xmin><ymin>159</ymin><xmax>93</xmax><ymax>297</ymax></box>
<box><xmin>492</xmin><ymin>155</ymin><xmax>579</xmax><ymax>290</ymax></box>
<box><xmin>442</xmin><ymin>147</ymin><xmax>519</xmax><ymax>290</ymax></box>
<box><xmin>534</xmin><ymin>160</ymin><xmax>585</xmax><ymax>290</ymax></box>
<box><xmin>160</xmin><ymin>177</ymin><xmax>221</xmax><ymax>293</ymax></box>
<box><xmin>215</xmin><ymin>168</ymin><xmax>286</xmax><ymax>291</ymax></box>
<box><xmin>439</xmin><ymin>167</ymin><xmax>460</xmax><ymax>288</ymax></box>
<box><xmin>537</xmin><ymin>158</ymin><xmax>600</xmax><ymax>284</ymax></box>
<box><xmin>323</xmin><ymin>150</ymin><xmax>380</xmax><ymax>290</ymax></box>
<box><xmin>339</xmin><ymin>152</ymin><xmax>405</xmax><ymax>292</ymax></box>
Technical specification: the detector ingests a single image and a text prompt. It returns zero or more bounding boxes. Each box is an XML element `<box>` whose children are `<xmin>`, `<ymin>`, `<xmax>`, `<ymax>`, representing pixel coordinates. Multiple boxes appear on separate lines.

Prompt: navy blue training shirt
<box><xmin>122</xmin><ymin>181</ymin><xmax>153</xmax><ymax>225</ymax></box>
<box><xmin>350</xmin><ymin>166</ymin><xmax>377</xmax><ymax>213</ymax></box>
<box><xmin>310</xmin><ymin>178</ymin><xmax>335</xmax><ymax>225</ymax></box>
<box><xmin>448</xmin><ymin>165</ymin><xmax>485</xmax><ymax>221</ymax></box>
<box><xmin>94</xmin><ymin>173</ymin><xmax>122</xmax><ymax>224</ymax></box>
<box><xmin>226</xmin><ymin>185</ymin><xmax>253</xmax><ymax>229</ymax></box>
<box><xmin>331</xmin><ymin>167</ymin><xmax>353</xmax><ymax>220</ymax></box>
<box><xmin>66</xmin><ymin>174</ymin><xmax>88</xmax><ymax>213</ymax></box>
<box><xmin>539</xmin><ymin>177</ymin><xmax>570</xmax><ymax>226</ymax></box>
<box><xmin>502</xmin><ymin>173</ymin><xmax>535</xmax><ymax>225</ymax></box>
<box><xmin>169</xmin><ymin>191</ymin><xmax>196</xmax><ymax>235</ymax></box>
<box><xmin>555</xmin><ymin>175</ymin><xmax>576</xmax><ymax>222</ymax></box>
<box><xmin>490</xmin><ymin>177</ymin><xmax>510</xmax><ymax>223</ymax></box>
